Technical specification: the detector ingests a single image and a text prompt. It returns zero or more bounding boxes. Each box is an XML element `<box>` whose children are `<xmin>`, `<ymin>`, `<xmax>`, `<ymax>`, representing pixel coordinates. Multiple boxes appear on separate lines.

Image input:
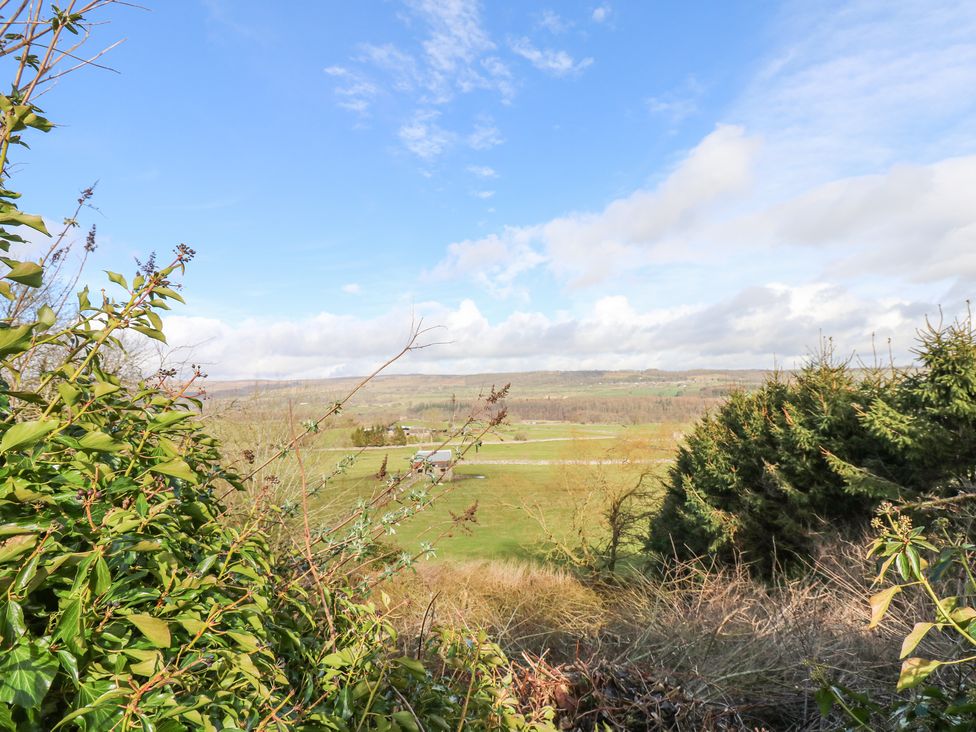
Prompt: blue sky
<box><xmin>14</xmin><ymin>0</ymin><xmax>976</xmax><ymax>378</ymax></box>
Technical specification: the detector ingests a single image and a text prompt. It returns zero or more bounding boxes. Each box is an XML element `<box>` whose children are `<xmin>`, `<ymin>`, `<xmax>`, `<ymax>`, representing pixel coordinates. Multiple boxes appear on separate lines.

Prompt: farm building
<box><xmin>411</xmin><ymin>449</ymin><xmax>454</xmax><ymax>481</ymax></box>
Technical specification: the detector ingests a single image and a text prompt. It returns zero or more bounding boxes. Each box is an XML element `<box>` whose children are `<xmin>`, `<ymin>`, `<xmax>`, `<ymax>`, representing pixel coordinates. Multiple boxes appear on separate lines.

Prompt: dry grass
<box><xmin>382</xmin><ymin>560</ymin><xmax>606</xmax><ymax>657</ymax></box>
<box><xmin>379</xmin><ymin>537</ymin><xmax>945</xmax><ymax>730</ymax></box>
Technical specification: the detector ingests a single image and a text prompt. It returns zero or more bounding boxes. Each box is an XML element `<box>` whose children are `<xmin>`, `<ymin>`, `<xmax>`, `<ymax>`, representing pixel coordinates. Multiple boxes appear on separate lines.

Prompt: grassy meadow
<box><xmin>206</xmin><ymin>369</ymin><xmax>762</xmax><ymax>561</ymax></box>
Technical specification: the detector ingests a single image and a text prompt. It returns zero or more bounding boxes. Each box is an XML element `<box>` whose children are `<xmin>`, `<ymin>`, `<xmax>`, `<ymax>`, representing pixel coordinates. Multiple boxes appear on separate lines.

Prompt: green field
<box><xmin>206</xmin><ymin>370</ymin><xmax>754</xmax><ymax>561</ymax></box>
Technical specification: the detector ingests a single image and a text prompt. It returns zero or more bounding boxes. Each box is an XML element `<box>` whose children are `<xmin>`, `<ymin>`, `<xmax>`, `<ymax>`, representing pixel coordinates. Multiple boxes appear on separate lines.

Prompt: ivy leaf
<box><xmin>54</xmin><ymin>597</ymin><xmax>85</xmax><ymax>656</ymax></box>
<box><xmin>0</xmin><ymin>642</ymin><xmax>59</xmax><ymax>708</ymax></box>
<box><xmin>126</xmin><ymin>614</ymin><xmax>171</xmax><ymax>648</ymax></box>
<box><xmin>148</xmin><ymin>458</ymin><xmax>198</xmax><ymax>484</ymax></box>
<box><xmin>1</xmin><ymin>258</ymin><xmax>43</xmax><ymax>287</ymax></box>
<box><xmin>55</xmin><ymin>650</ymin><xmax>80</xmax><ymax>688</ymax></box>
<box><xmin>897</xmin><ymin>657</ymin><xmax>942</xmax><ymax>691</ymax></box>
<box><xmin>0</xmin><ymin>419</ymin><xmax>58</xmax><ymax>453</ymax></box>
<box><xmin>900</xmin><ymin>622</ymin><xmax>937</xmax><ymax>659</ymax></box>
<box><xmin>867</xmin><ymin>585</ymin><xmax>901</xmax><ymax>629</ymax></box>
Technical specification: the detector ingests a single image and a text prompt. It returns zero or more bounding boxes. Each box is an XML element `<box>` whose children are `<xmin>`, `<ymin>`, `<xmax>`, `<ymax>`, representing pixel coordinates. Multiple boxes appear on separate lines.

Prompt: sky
<box><xmin>11</xmin><ymin>0</ymin><xmax>976</xmax><ymax>379</ymax></box>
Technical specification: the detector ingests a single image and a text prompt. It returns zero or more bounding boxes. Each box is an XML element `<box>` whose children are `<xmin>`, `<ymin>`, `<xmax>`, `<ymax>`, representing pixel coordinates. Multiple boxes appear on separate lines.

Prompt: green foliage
<box><xmin>820</xmin><ymin>505</ymin><xmax>976</xmax><ymax>729</ymax></box>
<box><xmin>0</xmin><ymin>5</ymin><xmax>552</xmax><ymax>729</ymax></box>
<box><xmin>650</xmin><ymin>320</ymin><xmax>976</xmax><ymax>571</ymax></box>
<box><xmin>351</xmin><ymin>424</ymin><xmax>407</xmax><ymax>448</ymax></box>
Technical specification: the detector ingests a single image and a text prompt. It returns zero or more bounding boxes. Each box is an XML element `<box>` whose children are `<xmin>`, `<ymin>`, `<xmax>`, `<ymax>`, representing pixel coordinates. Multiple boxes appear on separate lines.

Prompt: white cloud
<box><xmin>399</xmin><ymin>110</ymin><xmax>455</xmax><ymax>159</ymax></box>
<box><xmin>467</xmin><ymin>118</ymin><xmax>504</xmax><ymax>150</ymax></box>
<box><xmin>467</xmin><ymin>165</ymin><xmax>498</xmax><ymax>178</ymax></box>
<box><xmin>736</xmin><ymin>154</ymin><xmax>976</xmax><ymax>283</ymax></box>
<box><xmin>591</xmin><ymin>4</ymin><xmax>611</xmax><ymax>23</ymax></box>
<box><xmin>163</xmin><ymin>286</ymin><xmax>947</xmax><ymax>379</ymax></box>
<box><xmin>342</xmin><ymin>283</ymin><xmax>362</xmax><ymax>294</ymax></box>
<box><xmin>647</xmin><ymin>76</ymin><xmax>703</xmax><ymax>125</ymax></box>
<box><xmin>324</xmin><ymin>66</ymin><xmax>379</xmax><ymax>114</ymax></box>
<box><xmin>434</xmin><ymin>125</ymin><xmax>761</xmax><ymax>288</ymax></box>
<box><xmin>732</xmin><ymin>0</ymin><xmax>976</xmax><ymax>187</ymax></box>
<box><xmin>538</xmin><ymin>10</ymin><xmax>569</xmax><ymax>34</ymax></box>
<box><xmin>510</xmin><ymin>37</ymin><xmax>593</xmax><ymax>76</ymax></box>
<box><xmin>473</xmin><ymin>190</ymin><xmax>495</xmax><ymax>199</ymax></box>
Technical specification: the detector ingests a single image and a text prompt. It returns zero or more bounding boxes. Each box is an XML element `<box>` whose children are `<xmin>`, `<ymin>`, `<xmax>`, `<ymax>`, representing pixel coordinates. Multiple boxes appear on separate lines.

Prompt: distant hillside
<box><xmin>204</xmin><ymin>369</ymin><xmax>772</xmax><ymax>425</ymax></box>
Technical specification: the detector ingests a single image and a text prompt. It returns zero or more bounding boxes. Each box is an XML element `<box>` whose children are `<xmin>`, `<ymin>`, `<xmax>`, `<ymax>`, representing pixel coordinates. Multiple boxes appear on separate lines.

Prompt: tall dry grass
<box><xmin>379</xmin><ymin>536</ymin><xmax>942</xmax><ymax>730</ymax></box>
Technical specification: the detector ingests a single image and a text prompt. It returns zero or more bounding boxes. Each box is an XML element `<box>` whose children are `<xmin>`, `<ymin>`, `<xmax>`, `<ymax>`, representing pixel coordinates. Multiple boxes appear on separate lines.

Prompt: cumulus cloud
<box><xmin>163</xmin><ymin>286</ymin><xmax>948</xmax><ymax>380</ymax></box>
<box><xmin>591</xmin><ymin>4</ymin><xmax>611</xmax><ymax>23</ymax></box>
<box><xmin>738</xmin><ymin>154</ymin><xmax>976</xmax><ymax>283</ymax></box>
<box><xmin>433</xmin><ymin>124</ymin><xmax>761</xmax><ymax>288</ymax></box>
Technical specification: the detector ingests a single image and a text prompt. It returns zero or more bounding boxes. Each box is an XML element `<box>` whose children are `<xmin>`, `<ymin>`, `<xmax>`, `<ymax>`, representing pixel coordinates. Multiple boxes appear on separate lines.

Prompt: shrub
<box><xmin>649</xmin><ymin>319</ymin><xmax>976</xmax><ymax>572</ymax></box>
<box><xmin>0</xmin><ymin>5</ymin><xmax>553</xmax><ymax>729</ymax></box>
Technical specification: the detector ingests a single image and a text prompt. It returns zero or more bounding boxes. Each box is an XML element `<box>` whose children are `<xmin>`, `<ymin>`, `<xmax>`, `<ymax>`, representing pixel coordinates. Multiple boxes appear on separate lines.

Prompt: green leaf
<box><xmin>52</xmin><ymin>684</ymin><xmax>128</xmax><ymax>730</ymax></box>
<box><xmin>0</xmin><ymin>419</ymin><xmax>58</xmax><ymax>453</ymax></box>
<box><xmin>1</xmin><ymin>258</ymin><xmax>43</xmax><ymax>287</ymax></box>
<box><xmin>0</xmin><ymin>642</ymin><xmax>59</xmax><ymax>708</ymax></box>
<box><xmin>4</xmin><ymin>600</ymin><xmax>26</xmax><ymax>639</ymax></box>
<box><xmin>126</xmin><ymin>614</ymin><xmax>171</xmax><ymax>648</ymax></box>
<box><xmin>897</xmin><ymin>657</ymin><xmax>942</xmax><ymax>691</ymax></box>
<box><xmin>133</xmin><ymin>326</ymin><xmax>166</xmax><ymax>343</ymax></box>
<box><xmin>78</xmin><ymin>430</ymin><xmax>125</xmax><ymax>453</ymax></box>
<box><xmin>105</xmin><ymin>271</ymin><xmax>127</xmax><ymax>289</ymax></box>
<box><xmin>36</xmin><ymin>304</ymin><xmax>56</xmax><ymax>329</ymax></box>
<box><xmin>900</xmin><ymin>622</ymin><xmax>937</xmax><ymax>659</ymax></box>
<box><xmin>148</xmin><ymin>458</ymin><xmax>198</xmax><ymax>484</ymax></box>
<box><xmin>148</xmin><ymin>411</ymin><xmax>193</xmax><ymax>432</ymax></box>
<box><xmin>57</xmin><ymin>382</ymin><xmax>80</xmax><ymax>406</ymax></box>
<box><xmin>0</xmin><ymin>324</ymin><xmax>34</xmax><ymax>356</ymax></box>
<box><xmin>54</xmin><ymin>596</ymin><xmax>84</xmax><ymax>656</ymax></box>
<box><xmin>0</xmin><ymin>210</ymin><xmax>49</xmax><ymax>235</ymax></box>
<box><xmin>867</xmin><ymin>585</ymin><xmax>901</xmax><ymax>629</ymax></box>
<box><xmin>12</xmin><ymin>552</ymin><xmax>40</xmax><ymax>593</ymax></box>
<box><xmin>93</xmin><ymin>381</ymin><xmax>121</xmax><ymax>398</ymax></box>
<box><xmin>225</xmin><ymin>631</ymin><xmax>260</xmax><ymax>653</ymax></box>
<box><xmin>92</xmin><ymin>555</ymin><xmax>111</xmax><ymax>594</ymax></box>
<box><xmin>55</xmin><ymin>650</ymin><xmax>80</xmax><ymax>688</ymax></box>
<box><xmin>154</xmin><ymin>286</ymin><xmax>184</xmax><ymax>303</ymax></box>
<box><xmin>0</xmin><ymin>534</ymin><xmax>37</xmax><ymax>563</ymax></box>
<box><xmin>124</xmin><ymin>649</ymin><xmax>161</xmax><ymax>677</ymax></box>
